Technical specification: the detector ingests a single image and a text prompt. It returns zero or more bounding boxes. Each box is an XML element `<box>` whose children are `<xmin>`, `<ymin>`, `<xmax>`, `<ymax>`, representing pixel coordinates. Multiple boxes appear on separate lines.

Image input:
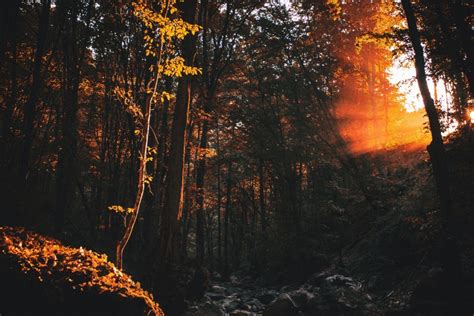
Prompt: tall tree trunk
<box><xmin>402</xmin><ymin>0</ymin><xmax>451</xmax><ymax>226</ymax></box>
<box><xmin>56</xmin><ymin>15</ymin><xmax>81</xmax><ymax>234</ymax></box>
<box><xmin>159</xmin><ymin>0</ymin><xmax>198</xmax><ymax>269</ymax></box>
<box><xmin>258</xmin><ymin>159</ymin><xmax>266</xmax><ymax>234</ymax></box>
<box><xmin>402</xmin><ymin>0</ymin><xmax>465</xmax><ymax>312</ymax></box>
<box><xmin>55</xmin><ymin>0</ymin><xmax>93</xmax><ymax>234</ymax></box>
<box><xmin>223</xmin><ymin>160</ymin><xmax>232</xmax><ymax>279</ymax></box>
<box><xmin>115</xmin><ymin>91</ymin><xmax>154</xmax><ymax>269</ymax></box>
<box><xmin>195</xmin><ymin>118</ymin><xmax>209</xmax><ymax>264</ymax></box>
<box><xmin>0</xmin><ymin>0</ymin><xmax>20</xmax><ymax>168</ymax></box>
<box><xmin>146</xmin><ymin>78</ymin><xmax>172</xmax><ymax>255</ymax></box>
<box><xmin>20</xmin><ymin>0</ymin><xmax>51</xmax><ymax>181</ymax></box>
<box><xmin>216</xmin><ymin>117</ymin><xmax>222</xmax><ymax>270</ymax></box>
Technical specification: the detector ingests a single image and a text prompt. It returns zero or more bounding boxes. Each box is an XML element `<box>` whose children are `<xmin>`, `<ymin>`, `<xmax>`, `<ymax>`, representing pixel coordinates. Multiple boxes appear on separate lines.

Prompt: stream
<box><xmin>185</xmin><ymin>272</ymin><xmax>382</xmax><ymax>316</ymax></box>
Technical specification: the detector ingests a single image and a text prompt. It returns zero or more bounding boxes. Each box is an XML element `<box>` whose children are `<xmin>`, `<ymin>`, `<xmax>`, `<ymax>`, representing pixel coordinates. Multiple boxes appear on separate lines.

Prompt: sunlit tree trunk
<box><xmin>159</xmin><ymin>0</ymin><xmax>198</xmax><ymax>266</ymax></box>
<box><xmin>195</xmin><ymin>119</ymin><xmax>208</xmax><ymax>264</ymax></box>
<box><xmin>115</xmin><ymin>91</ymin><xmax>154</xmax><ymax>269</ymax></box>
<box><xmin>180</xmin><ymin>124</ymin><xmax>194</xmax><ymax>260</ymax></box>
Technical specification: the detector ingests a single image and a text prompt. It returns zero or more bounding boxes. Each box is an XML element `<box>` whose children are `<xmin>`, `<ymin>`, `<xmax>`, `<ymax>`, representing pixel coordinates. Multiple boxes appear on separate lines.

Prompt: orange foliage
<box><xmin>0</xmin><ymin>226</ymin><xmax>163</xmax><ymax>316</ymax></box>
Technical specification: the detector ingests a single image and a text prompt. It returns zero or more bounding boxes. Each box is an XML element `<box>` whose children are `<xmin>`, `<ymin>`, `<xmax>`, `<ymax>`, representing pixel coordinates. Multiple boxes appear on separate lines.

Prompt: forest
<box><xmin>0</xmin><ymin>0</ymin><xmax>473</xmax><ymax>315</ymax></box>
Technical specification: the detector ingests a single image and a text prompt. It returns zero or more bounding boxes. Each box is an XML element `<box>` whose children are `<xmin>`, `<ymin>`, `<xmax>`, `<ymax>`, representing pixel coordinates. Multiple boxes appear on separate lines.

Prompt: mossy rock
<box><xmin>0</xmin><ymin>226</ymin><xmax>164</xmax><ymax>315</ymax></box>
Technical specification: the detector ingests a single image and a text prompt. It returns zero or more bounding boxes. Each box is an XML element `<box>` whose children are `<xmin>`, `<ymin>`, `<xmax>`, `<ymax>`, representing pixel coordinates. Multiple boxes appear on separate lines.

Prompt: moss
<box><xmin>0</xmin><ymin>226</ymin><xmax>164</xmax><ymax>315</ymax></box>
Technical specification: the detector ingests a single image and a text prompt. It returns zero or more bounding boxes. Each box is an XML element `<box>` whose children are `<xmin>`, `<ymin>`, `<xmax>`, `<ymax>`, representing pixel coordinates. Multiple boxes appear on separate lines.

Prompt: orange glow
<box><xmin>328</xmin><ymin>1</ymin><xmax>434</xmax><ymax>154</ymax></box>
<box><xmin>335</xmin><ymin>56</ymin><xmax>430</xmax><ymax>154</ymax></box>
<box><xmin>336</xmin><ymin>98</ymin><xmax>429</xmax><ymax>154</ymax></box>
<box><xmin>470</xmin><ymin>111</ymin><xmax>474</xmax><ymax>123</ymax></box>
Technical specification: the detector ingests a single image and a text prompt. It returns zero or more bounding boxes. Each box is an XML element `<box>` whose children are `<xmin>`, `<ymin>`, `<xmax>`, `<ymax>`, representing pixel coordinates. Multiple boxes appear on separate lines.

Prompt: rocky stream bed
<box><xmin>185</xmin><ymin>272</ymin><xmax>390</xmax><ymax>316</ymax></box>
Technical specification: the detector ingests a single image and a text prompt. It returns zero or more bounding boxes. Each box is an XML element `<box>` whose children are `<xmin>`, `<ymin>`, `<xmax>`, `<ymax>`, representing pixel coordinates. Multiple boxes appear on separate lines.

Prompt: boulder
<box><xmin>263</xmin><ymin>293</ymin><xmax>299</xmax><ymax>316</ymax></box>
<box><xmin>210</xmin><ymin>285</ymin><xmax>226</xmax><ymax>294</ymax></box>
<box><xmin>184</xmin><ymin>302</ymin><xmax>225</xmax><ymax>316</ymax></box>
<box><xmin>230</xmin><ymin>310</ymin><xmax>254</xmax><ymax>316</ymax></box>
<box><xmin>257</xmin><ymin>290</ymin><xmax>279</xmax><ymax>304</ymax></box>
<box><xmin>206</xmin><ymin>292</ymin><xmax>226</xmax><ymax>301</ymax></box>
<box><xmin>288</xmin><ymin>288</ymin><xmax>314</xmax><ymax>307</ymax></box>
<box><xmin>322</xmin><ymin>274</ymin><xmax>362</xmax><ymax>290</ymax></box>
<box><xmin>244</xmin><ymin>298</ymin><xmax>265</xmax><ymax>312</ymax></box>
<box><xmin>306</xmin><ymin>274</ymin><xmax>370</xmax><ymax>314</ymax></box>
<box><xmin>222</xmin><ymin>298</ymin><xmax>242</xmax><ymax>312</ymax></box>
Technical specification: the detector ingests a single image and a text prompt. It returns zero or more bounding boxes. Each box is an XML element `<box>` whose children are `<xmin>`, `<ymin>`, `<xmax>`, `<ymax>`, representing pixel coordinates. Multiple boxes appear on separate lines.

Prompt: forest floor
<box><xmin>185</xmin><ymin>131</ymin><xmax>474</xmax><ymax>315</ymax></box>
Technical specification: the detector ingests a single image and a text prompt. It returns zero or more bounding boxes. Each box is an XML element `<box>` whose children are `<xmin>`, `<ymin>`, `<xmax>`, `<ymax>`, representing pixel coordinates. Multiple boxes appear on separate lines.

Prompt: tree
<box><xmin>401</xmin><ymin>0</ymin><xmax>451</xmax><ymax>232</ymax></box>
<box><xmin>19</xmin><ymin>0</ymin><xmax>51</xmax><ymax>182</ymax></box>
<box><xmin>112</xmin><ymin>0</ymin><xmax>200</xmax><ymax>270</ymax></box>
<box><xmin>55</xmin><ymin>0</ymin><xmax>95</xmax><ymax>234</ymax></box>
<box><xmin>159</xmin><ymin>0</ymin><xmax>199</xmax><ymax>271</ymax></box>
<box><xmin>401</xmin><ymin>0</ymin><xmax>467</xmax><ymax>313</ymax></box>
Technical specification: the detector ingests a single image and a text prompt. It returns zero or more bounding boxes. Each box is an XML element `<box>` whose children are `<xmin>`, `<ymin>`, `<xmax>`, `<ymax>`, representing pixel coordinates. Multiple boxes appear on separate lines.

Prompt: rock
<box><xmin>230</xmin><ymin>310</ymin><xmax>254</xmax><ymax>316</ymax></box>
<box><xmin>184</xmin><ymin>302</ymin><xmax>224</xmax><ymax>316</ymax></box>
<box><xmin>230</xmin><ymin>275</ymin><xmax>239</xmax><ymax>284</ymax></box>
<box><xmin>323</xmin><ymin>274</ymin><xmax>361</xmax><ymax>290</ymax></box>
<box><xmin>226</xmin><ymin>286</ymin><xmax>241</xmax><ymax>295</ymax></box>
<box><xmin>305</xmin><ymin>271</ymin><xmax>329</xmax><ymax>287</ymax></box>
<box><xmin>306</xmin><ymin>293</ymin><xmax>324</xmax><ymax>309</ymax></box>
<box><xmin>318</xmin><ymin>274</ymin><xmax>368</xmax><ymax>313</ymax></box>
<box><xmin>222</xmin><ymin>298</ymin><xmax>241</xmax><ymax>312</ymax></box>
<box><xmin>244</xmin><ymin>298</ymin><xmax>264</xmax><ymax>312</ymax></box>
<box><xmin>257</xmin><ymin>290</ymin><xmax>279</xmax><ymax>305</ymax></box>
<box><xmin>299</xmin><ymin>283</ymin><xmax>313</xmax><ymax>292</ymax></box>
<box><xmin>263</xmin><ymin>293</ymin><xmax>299</xmax><ymax>316</ymax></box>
<box><xmin>206</xmin><ymin>292</ymin><xmax>226</xmax><ymax>301</ymax></box>
<box><xmin>302</xmin><ymin>273</ymin><xmax>377</xmax><ymax>315</ymax></box>
<box><xmin>289</xmin><ymin>288</ymin><xmax>314</xmax><ymax>307</ymax></box>
<box><xmin>210</xmin><ymin>285</ymin><xmax>226</xmax><ymax>294</ymax></box>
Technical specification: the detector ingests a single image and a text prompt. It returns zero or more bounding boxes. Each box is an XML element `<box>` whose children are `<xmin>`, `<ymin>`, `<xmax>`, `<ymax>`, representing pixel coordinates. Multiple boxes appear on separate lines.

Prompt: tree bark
<box><xmin>402</xmin><ymin>1</ymin><xmax>465</xmax><ymax>312</ymax></box>
<box><xmin>195</xmin><ymin>119</ymin><xmax>208</xmax><ymax>264</ymax></box>
<box><xmin>55</xmin><ymin>2</ymin><xmax>81</xmax><ymax>234</ymax></box>
<box><xmin>20</xmin><ymin>0</ymin><xmax>51</xmax><ymax>181</ymax></box>
<box><xmin>216</xmin><ymin>117</ymin><xmax>222</xmax><ymax>270</ymax></box>
<box><xmin>402</xmin><ymin>0</ymin><xmax>451</xmax><ymax>226</ymax></box>
<box><xmin>223</xmin><ymin>160</ymin><xmax>233</xmax><ymax>279</ymax></box>
<box><xmin>55</xmin><ymin>0</ymin><xmax>93</xmax><ymax>234</ymax></box>
<box><xmin>159</xmin><ymin>0</ymin><xmax>198</xmax><ymax>267</ymax></box>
